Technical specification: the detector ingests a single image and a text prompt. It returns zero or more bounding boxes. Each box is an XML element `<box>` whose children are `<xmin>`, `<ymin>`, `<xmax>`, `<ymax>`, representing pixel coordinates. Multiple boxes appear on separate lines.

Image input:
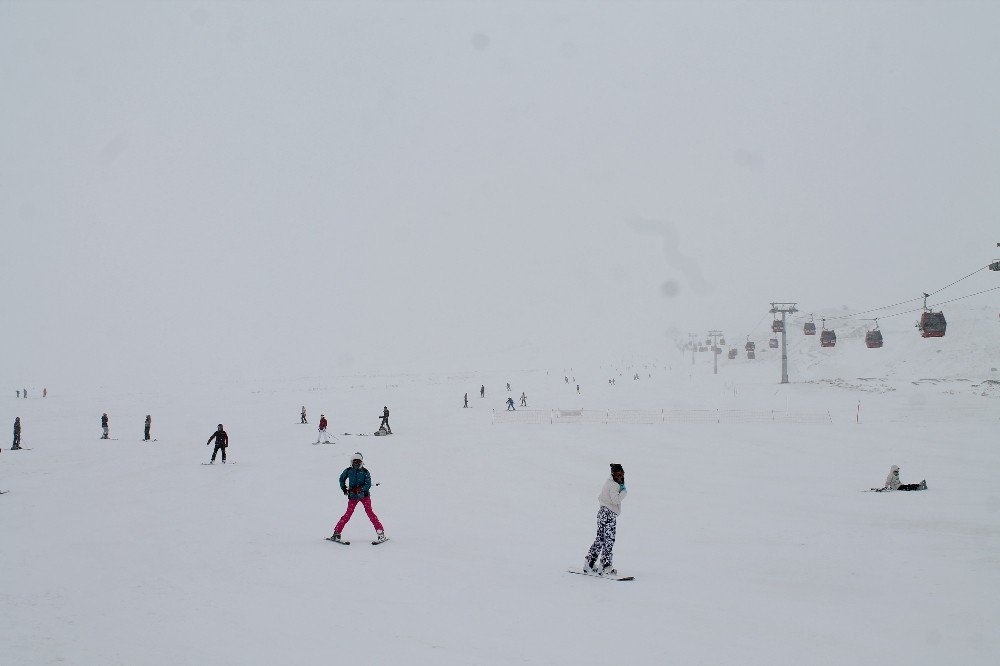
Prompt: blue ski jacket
<box><xmin>340</xmin><ymin>466</ymin><xmax>372</xmax><ymax>499</ymax></box>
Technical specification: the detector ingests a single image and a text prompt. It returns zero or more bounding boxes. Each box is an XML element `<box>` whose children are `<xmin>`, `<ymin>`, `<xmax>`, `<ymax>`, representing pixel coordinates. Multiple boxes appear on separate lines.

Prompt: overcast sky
<box><xmin>2</xmin><ymin>1</ymin><xmax>998</xmax><ymax>388</ymax></box>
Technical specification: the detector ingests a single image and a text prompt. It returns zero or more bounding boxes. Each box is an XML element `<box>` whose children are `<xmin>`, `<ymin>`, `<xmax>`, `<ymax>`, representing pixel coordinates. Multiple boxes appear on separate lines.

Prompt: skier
<box><xmin>564</xmin><ymin>376</ymin><xmax>568</xmax><ymax>384</ymax></box>
<box><xmin>882</xmin><ymin>465</ymin><xmax>927</xmax><ymax>491</ymax></box>
<box><xmin>300</xmin><ymin>406</ymin><xmax>308</xmax><ymax>424</ymax></box>
<box><xmin>206</xmin><ymin>424</ymin><xmax>229</xmax><ymax>463</ymax></box>
<box><xmin>316</xmin><ymin>414</ymin><xmax>332</xmax><ymax>444</ymax></box>
<box><xmin>23</xmin><ymin>388</ymin><xmax>27</xmax><ymax>399</ymax></box>
<box><xmin>329</xmin><ymin>452</ymin><xmax>386</xmax><ymax>543</ymax></box>
<box><xmin>480</xmin><ymin>385</ymin><xmax>485</xmax><ymax>398</ymax></box>
<box><xmin>15</xmin><ymin>390</ymin><xmax>19</xmax><ymax>399</ymax></box>
<box><xmin>144</xmin><ymin>415</ymin><xmax>152</xmax><ymax>441</ymax></box>
<box><xmin>463</xmin><ymin>393</ymin><xmax>469</xmax><ymax>408</ymax></box>
<box><xmin>520</xmin><ymin>392</ymin><xmax>527</xmax><ymax>407</ymax></box>
<box><xmin>506</xmin><ymin>382</ymin><xmax>511</xmax><ymax>392</ymax></box>
<box><xmin>576</xmin><ymin>384</ymin><xmax>580</xmax><ymax>394</ymax></box>
<box><xmin>101</xmin><ymin>413</ymin><xmax>109</xmax><ymax>439</ymax></box>
<box><xmin>379</xmin><ymin>406</ymin><xmax>391</xmax><ymax>434</ymax></box>
<box><xmin>43</xmin><ymin>388</ymin><xmax>47</xmax><ymax>398</ymax></box>
<box><xmin>12</xmin><ymin>417</ymin><xmax>21</xmax><ymax>450</ymax></box>
<box><xmin>506</xmin><ymin>397</ymin><xmax>516</xmax><ymax>411</ymax></box>
<box><xmin>585</xmin><ymin>463</ymin><xmax>627</xmax><ymax>576</ymax></box>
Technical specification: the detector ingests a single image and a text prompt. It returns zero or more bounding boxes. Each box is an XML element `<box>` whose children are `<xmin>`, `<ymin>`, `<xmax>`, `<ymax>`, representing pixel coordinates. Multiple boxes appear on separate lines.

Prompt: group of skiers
<box><xmin>14</xmin><ymin>388</ymin><xmax>46</xmax><ymax>399</ymax></box>
<box><xmin>306</xmin><ymin>406</ymin><xmax>391</xmax><ymax>441</ymax></box>
<box><xmin>465</xmin><ymin>384</ymin><xmax>528</xmax><ymax>410</ymax></box>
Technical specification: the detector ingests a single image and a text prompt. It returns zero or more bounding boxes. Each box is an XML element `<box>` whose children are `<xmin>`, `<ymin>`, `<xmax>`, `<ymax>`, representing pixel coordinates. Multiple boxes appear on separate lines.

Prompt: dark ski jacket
<box><xmin>207</xmin><ymin>429</ymin><xmax>229</xmax><ymax>448</ymax></box>
<box><xmin>101</xmin><ymin>415</ymin><xmax>108</xmax><ymax>427</ymax></box>
<box><xmin>319</xmin><ymin>417</ymin><xmax>328</xmax><ymax>430</ymax></box>
<box><xmin>340</xmin><ymin>466</ymin><xmax>372</xmax><ymax>499</ymax></box>
<box><xmin>14</xmin><ymin>419</ymin><xmax>20</xmax><ymax>435</ymax></box>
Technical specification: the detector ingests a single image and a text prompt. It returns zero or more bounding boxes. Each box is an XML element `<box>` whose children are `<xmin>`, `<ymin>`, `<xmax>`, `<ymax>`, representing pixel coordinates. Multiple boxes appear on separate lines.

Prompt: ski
<box><xmin>324</xmin><ymin>537</ymin><xmax>350</xmax><ymax>545</ymax></box>
<box><xmin>567</xmin><ymin>570</ymin><xmax>634</xmax><ymax>581</ymax></box>
<box><xmin>201</xmin><ymin>462</ymin><xmax>236</xmax><ymax>465</ymax></box>
<box><xmin>9</xmin><ymin>448</ymin><xmax>31</xmax><ymax>451</ymax></box>
<box><xmin>371</xmin><ymin>538</ymin><xmax>389</xmax><ymax>546</ymax></box>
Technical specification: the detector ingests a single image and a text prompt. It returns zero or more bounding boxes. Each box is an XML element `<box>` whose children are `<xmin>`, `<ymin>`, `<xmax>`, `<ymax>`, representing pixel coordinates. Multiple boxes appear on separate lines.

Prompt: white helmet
<box><xmin>352</xmin><ymin>452</ymin><xmax>364</xmax><ymax>463</ymax></box>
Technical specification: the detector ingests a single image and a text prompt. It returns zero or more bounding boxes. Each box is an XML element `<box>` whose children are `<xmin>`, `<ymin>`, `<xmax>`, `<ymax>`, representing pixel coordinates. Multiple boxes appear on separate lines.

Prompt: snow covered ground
<box><xmin>3</xmin><ymin>305</ymin><xmax>999</xmax><ymax>665</ymax></box>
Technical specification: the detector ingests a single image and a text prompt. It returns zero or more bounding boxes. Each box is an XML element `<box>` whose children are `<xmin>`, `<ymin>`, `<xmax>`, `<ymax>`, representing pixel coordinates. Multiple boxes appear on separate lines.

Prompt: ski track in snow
<box><xmin>2</xmin><ymin>306</ymin><xmax>1000</xmax><ymax>664</ymax></box>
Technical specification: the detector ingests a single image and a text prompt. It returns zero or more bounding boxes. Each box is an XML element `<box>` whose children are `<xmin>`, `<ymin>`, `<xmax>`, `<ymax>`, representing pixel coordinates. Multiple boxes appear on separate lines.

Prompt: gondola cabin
<box><xmin>744</xmin><ymin>341</ymin><xmax>755</xmax><ymax>352</ymax></box>
<box><xmin>728</xmin><ymin>348</ymin><xmax>738</xmax><ymax>359</ymax></box>
<box><xmin>820</xmin><ymin>329</ymin><xmax>837</xmax><ymax>347</ymax></box>
<box><xmin>747</xmin><ymin>350</ymin><xmax>755</xmax><ymax>359</ymax></box>
<box><xmin>771</xmin><ymin>319</ymin><xmax>784</xmax><ymax>333</ymax></box>
<box><xmin>803</xmin><ymin>322</ymin><xmax>816</xmax><ymax>335</ymax></box>
<box><xmin>918</xmin><ymin>311</ymin><xmax>947</xmax><ymax>338</ymax></box>
<box><xmin>769</xmin><ymin>338</ymin><xmax>779</xmax><ymax>348</ymax></box>
<box><xmin>865</xmin><ymin>329</ymin><xmax>883</xmax><ymax>348</ymax></box>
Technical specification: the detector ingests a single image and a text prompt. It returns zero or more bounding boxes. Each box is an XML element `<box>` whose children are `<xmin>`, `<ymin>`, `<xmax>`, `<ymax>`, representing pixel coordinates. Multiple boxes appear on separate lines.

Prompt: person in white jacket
<box><xmin>585</xmin><ymin>463</ymin><xmax>627</xmax><ymax>575</ymax></box>
<box><xmin>883</xmin><ymin>465</ymin><xmax>926</xmax><ymax>491</ymax></box>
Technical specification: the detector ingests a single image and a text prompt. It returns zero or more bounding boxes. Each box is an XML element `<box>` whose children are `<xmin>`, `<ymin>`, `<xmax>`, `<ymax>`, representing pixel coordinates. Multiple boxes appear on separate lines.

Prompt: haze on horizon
<box><xmin>2</xmin><ymin>0</ymin><xmax>998</xmax><ymax>389</ymax></box>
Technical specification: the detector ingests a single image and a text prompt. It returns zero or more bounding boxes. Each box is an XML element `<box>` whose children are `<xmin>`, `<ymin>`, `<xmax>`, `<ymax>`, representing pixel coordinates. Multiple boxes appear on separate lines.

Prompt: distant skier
<box><xmin>329</xmin><ymin>452</ymin><xmax>386</xmax><ymax>543</ymax></box>
<box><xmin>379</xmin><ymin>406</ymin><xmax>391</xmax><ymax>434</ymax></box>
<box><xmin>576</xmin><ymin>384</ymin><xmax>580</xmax><ymax>394</ymax></box>
<box><xmin>144</xmin><ymin>415</ymin><xmax>152</xmax><ymax>441</ymax></box>
<box><xmin>206</xmin><ymin>424</ymin><xmax>229</xmax><ymax>463</ymax></box>
<box><xmin>506</xmin><ymin>382</ymin><xmax>511</xmax><ymax>392</ymax></box>
<box><xmin>585</xmin><ymin>463</ymin><xmax>627</xmax><ymax>576</ymax></box>
<box><xmin>316</xmin><ymin>414</ymin><xmax>332</xmax><ymax>444</ymax></box>
<box><xmin>101</xmin><ymin>413</ymin><xmax>109</xmax><ymax>439</ymax></box>
<box><xmin>43</xmin><ymin>388</ymin><xmax>47</xmax><ymax>398</ymax></box>
<box><xmin>15</xmin><ymin>390</ymin><xmax>19</xmax><ymax>399</ymax></box>
<box><xmin>564</xmin><ymin>376</ymin><xmax>568</xmax><ymax>384</ymax></box>
<box><xmin>506</xmin><ymin>397</ymin><xmax>516</xmax><ymax>411</ymax></box>
<box><xmin>519</xmin><ymin>392</ymin><xmax>527</xmax><ymax>407</ymax></box>
<box><xmin>12</xmin><ymin>417</ymin><xmax>21</xmax><ymax>450</ymax></box>
<box><xmin>881</xmin><ymin>465</ymin><xmax>927</xmax><ymax>491</ymax></box>
<box><xmin>300</xmin><ymin>406</ymin><xmax>308</xmax><ymax>424</ymax></box>
<box><xmin>463</xmin><ymin>393</ymin><xmax>469</xmax><ymax>408</ymax></box>
<box><xmin>23</xmin><ymin>388</ymin><xmax>27</xmax><ymax>399</ymax></box>
<box><xmin>480</xmin><ymin>385</ymin><xmax>485</xmax><ymax>398</ymax></box>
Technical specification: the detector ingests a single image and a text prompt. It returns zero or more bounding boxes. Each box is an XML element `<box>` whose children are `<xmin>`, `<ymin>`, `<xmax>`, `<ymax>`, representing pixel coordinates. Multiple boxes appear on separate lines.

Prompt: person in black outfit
<box><xmin>301</xmin><ymin>406</ymin><xmax>308</xmax><ymax>424</ymax></box>
<box><xmin>12</xmin><ymin>417</ymin><xmax>21</xmax><ymax>449</ymax></box>
<box><xmin>206</xmin><ymin>424</ymin><xmax>229</xmax><ymax>463</ymax></box>
<box><xmin>144</xmin><ymin>415</ymin><xmax>152</xmax><ymax>441</ymax></box>
<box><xmin>101</xmin><ymin>413</ymin><xmax>109</xmax><ymax>439</ymax></box>
<box><xmin>379</xmin><ymin>406</ymin><xmax>391</xmax><ymax>434</ymax></box>
<box><xmin>463</xmin><ymin>393</ymin><xmax>469</xmax><ymax>408</ymax></box>
<box><xmin>480</xmin><ymin>385</ymin><xmax>485</xmax><ymax>398</ymax></box>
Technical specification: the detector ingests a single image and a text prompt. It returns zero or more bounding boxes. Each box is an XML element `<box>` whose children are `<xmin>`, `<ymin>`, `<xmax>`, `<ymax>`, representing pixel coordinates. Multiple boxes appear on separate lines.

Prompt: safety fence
<box><xmin>492</xmin><ymin>408</ymin><xmax>832</xmax><ymax>425</ymax></box>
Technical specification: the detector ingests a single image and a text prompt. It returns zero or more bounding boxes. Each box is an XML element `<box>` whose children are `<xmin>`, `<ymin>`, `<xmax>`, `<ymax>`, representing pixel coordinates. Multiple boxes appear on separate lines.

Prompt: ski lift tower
<box><xmin>707</xmin><ymin>330</ymin><xmax>724</xmax><ymax>375</ymax></box>
<box><xmin>770</xmin><ymin>302</ymin><xmax>798</xmax><ymax>384</ymax></box>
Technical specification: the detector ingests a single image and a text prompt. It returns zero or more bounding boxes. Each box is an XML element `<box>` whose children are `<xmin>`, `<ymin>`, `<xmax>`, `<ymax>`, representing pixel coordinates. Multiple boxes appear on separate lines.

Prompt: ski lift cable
<box><xmin>859</xmin><ymin>284</ymin><xmax>1000</xmax><ymax>321</ymax></box>
<box><xmin>788</xmin><ymin>264</ymin><xmax>991</xmax><ymax>324</ymax></box>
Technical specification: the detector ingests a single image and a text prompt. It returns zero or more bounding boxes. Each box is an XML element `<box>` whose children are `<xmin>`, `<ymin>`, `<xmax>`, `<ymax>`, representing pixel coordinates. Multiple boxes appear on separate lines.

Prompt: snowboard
<box><xmin>567</xmin><ymin>569</ymin><xmax>634</xmax><ymax>581</ymax></box>
<box><xmin>325</xmin><ymin>536</ymin><xmax>350</xmax><ymax>545</ymax></box>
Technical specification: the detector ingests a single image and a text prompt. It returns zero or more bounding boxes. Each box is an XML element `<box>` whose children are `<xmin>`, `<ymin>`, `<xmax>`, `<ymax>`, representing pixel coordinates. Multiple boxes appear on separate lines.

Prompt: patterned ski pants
<box><xmin>587</xmin><ymin>506</ymin><xmax>618</xmax><ymax>567</ymax></box>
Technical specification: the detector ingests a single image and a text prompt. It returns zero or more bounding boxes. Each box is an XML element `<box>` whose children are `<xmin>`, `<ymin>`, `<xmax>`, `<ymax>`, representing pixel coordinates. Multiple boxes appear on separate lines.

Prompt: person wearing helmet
<box><xmin>12</xmin><ymin>417</ymin><xmax>22</xmax><ymax>450</ymax></box>
<box><xmin>315</xmin><ymin>414</ymin><xmax>331</xmax><ymax>444</ymax></box>
<box><xmin>883</xmin><ymin>465</ymin><xmax>927</xmax><ymax>491</ymax></box>
<box><xmin>101</xmin><ymin>413</ymin><xmax>109</xmax><ymax>439</ymax></box>
<box><xmin>206</xmin><ymin>424</ymin><xmax>229</xmax><ymax>463</ymax></box>
<box><xmin>330</xmin><ymin>452</ymin><xmax>385</xmax><ymax>543</ymax></box>
<box><xmin>585</xmin><ymin>463</ymin><xmax>627</xmax><ymax>576</ymax></box>
<box><xmin>379</xmin><ymin>406</ymin><xmax>391</xmax><ymax>434</ymax></box>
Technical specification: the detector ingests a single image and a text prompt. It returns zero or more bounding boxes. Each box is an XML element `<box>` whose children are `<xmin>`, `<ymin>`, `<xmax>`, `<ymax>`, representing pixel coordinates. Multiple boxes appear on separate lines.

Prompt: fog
<box><xmin>3</xmin><ymin>1</ymin><xmax>998</xmax><ymax>389</ymax></box>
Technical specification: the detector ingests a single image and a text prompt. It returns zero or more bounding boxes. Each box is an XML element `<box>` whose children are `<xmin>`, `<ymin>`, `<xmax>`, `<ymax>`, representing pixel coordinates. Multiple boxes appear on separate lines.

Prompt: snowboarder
<box><xmin>144</xmin><ymin>415</ymin><xmax>152</xmax><ymax>441</ymax></box>
<box><xmin>585</xmin><ymin>463</ymin><xmax>627</xmax><ymax>576</ymax></box>
<box><xmin>12</xmin><ymin>417</ymin><xmax>21</xmax><ymax>450</ymax></box>
<box><xmin>101</xmin><ymin>413</ymin><xmax>109</xmax><ymax>439</ymax></box>
<box><xmin>379</xmin><ymin>406</ymin><xmax>391</xmax><ymax>434</ymax></box>
<box><xmin>463</xmin><ymin>393</ymin><xmax>469</xmax><ymax>408</ymax></box>
<box><xmin>519</xmin><ymin>392</ymin><xmax>527</xmax><ymax>407</ymax></box>
<box><xmin>316</xmin><ymin>414</ymin><xmax>332</xmax><ymax>444</ymax></box>
<box><xmin>480</xmin><ymin>385</ymin><xmax>485</xmax><ymax>398</ymax></box>
<box><xmin>301</xmin><ymin>406</ymin><xmax>307</xmax><ymax>424</ymax></box>
<box><xmin>329</xmin><ymin>452</ymin><xmax>385</xmax><ymax>543</ymax></box>
<box><xmin>206</xmin><ymin>424</ymin><xmax>229</xmax><ymax>463</ymax></box>
<box><xmin>882</xmin><ymin>465</ymin><xmax>927</xmax><ymax>491</ymax></box>
<box><xmin>506</xmin><ymin>397</ymin><xmax>516</xmax><ymax>411</ymax></box>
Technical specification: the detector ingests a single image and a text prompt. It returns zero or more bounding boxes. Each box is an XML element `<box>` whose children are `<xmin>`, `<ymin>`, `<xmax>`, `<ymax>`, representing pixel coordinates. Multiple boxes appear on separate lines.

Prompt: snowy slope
<box><xmin>2</xmin><ymin>320</ymin><xmax>1000</xmax><ymax>665</ymax></box>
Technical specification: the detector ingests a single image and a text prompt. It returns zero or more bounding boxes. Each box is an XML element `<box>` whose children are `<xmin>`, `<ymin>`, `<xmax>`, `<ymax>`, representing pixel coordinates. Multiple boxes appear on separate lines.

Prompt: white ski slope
<box><xmin>2</xmin><ymin>304</ymin><xmax>999</xmax><ymax>665</ymax></box>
